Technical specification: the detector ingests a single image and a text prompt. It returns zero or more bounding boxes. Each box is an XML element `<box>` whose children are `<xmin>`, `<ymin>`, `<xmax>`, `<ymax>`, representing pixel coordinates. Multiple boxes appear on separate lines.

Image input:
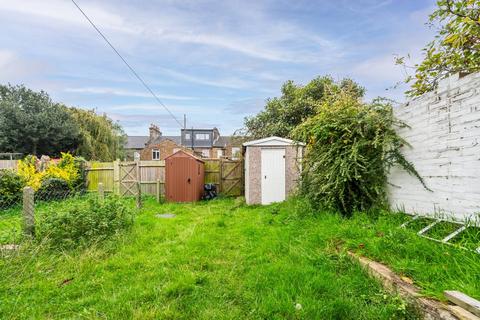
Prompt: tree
<box><xmin>0</xmin><ymin>84</ymin><xmax>80</xmax><ymax>156</ymax></box>
<box><xmin>0</xmin><ymin>84</ymin><xmax>126</xmax><ymax>160</ymax></box>
<box><xmin>69</xmin><ymin>108</ymin><xmax>126</xmax><ymax>161</ymax></box>
<box><xmin>401</xmin><ymin>0</ymin><xmax>480</xmax><ymax>96</ymax></box>
<box><xmin>243</xmin><ymin>76</ymin><xmax>365</xmax><ymax>139</ymax></box>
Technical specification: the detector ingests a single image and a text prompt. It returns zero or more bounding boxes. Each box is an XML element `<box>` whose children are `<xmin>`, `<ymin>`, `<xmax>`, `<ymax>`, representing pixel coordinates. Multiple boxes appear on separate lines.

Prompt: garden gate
<box><xmin>220</xmin><ymin>160</ymin><xmax>243</xmax><ymax>196</ymax></box>
<box><xmin>119</xmin><ymin>162</ymin><xmax>139</xmax><ymax>196</ymax></box>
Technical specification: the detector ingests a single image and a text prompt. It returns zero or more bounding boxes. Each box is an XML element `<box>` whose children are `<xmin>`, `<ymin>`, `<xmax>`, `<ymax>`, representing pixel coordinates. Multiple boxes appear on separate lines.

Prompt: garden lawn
<box><xmin>0</xmin><ymin>197</ymin><xmax>478</xmax><ymax>319</ymax></box>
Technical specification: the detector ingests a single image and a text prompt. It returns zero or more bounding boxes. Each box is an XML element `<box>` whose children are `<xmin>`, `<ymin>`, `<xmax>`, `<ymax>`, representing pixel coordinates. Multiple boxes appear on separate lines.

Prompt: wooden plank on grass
<box><xmin>445</xmin><ymin>291</ymin><xmax>480</xmax><ymax>317</ymax></box>
<box><xmin>448</xmin><ymin>306</ymin><xmax>480</xmax><ymax>320</ymax></box>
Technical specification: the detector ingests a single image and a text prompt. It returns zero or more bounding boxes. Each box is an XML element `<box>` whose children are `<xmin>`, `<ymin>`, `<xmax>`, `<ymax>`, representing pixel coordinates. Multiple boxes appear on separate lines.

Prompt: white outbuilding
<box><xmin>243</xmin><ymin>136</ymin><xmax>305</xmax><ymax>205</ymax></box>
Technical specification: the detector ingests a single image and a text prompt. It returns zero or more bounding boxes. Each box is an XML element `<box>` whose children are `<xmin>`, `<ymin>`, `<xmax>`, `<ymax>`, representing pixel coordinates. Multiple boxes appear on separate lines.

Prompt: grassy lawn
<box><xmin>1</xmin><ymin>197</ymin><xmax>478</xmax><ymax>319</ymax></box>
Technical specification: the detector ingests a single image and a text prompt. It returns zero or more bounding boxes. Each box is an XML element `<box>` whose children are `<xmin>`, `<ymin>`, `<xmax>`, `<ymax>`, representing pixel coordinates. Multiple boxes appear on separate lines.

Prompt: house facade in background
<box><xmin>125</xmin><ymin>124</ymin><xmax>241</xmax><ymax>161</ymax></box>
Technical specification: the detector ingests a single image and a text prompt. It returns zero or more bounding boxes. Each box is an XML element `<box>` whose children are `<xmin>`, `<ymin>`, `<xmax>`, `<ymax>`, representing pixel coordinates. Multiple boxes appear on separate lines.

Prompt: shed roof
<box><xmin>243</xmin><ymin>136</ymin><xmax>305</xmax><ymax>147</ymax></box>
<box><xmin>164</xmin><ymin>149</ymin><xmax>204</xmax><ymax>162</ymax></box>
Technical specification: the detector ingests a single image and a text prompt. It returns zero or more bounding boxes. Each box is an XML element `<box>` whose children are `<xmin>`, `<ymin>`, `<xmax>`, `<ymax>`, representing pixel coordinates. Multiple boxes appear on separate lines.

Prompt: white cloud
<box><xmin>0</xmin><ymin>50</ymin><xmax>43</xmax><ymax>82</ymax></box>
<box><xmin>107</xmin><ymin>103</ymin><xmax>221</xmax><ymax>114</ymax></box>
<box><xmin>157</xmin><ymin>68</ymin><xmax>252</xmax><ymax>89</ymax></box>
<box><xmin>0</xmin><ymin>0</ymin><xmax>340</xmax><ymax>64</ymax></box>
<box><xmin>0</xmin><ymin>0</ymin><xmax>135</xmax><ymax>34</ymax></box>
<box><xmin>351</xmin><ymin>54</ymin><xmax>404</xmax><ymax>83</ymax></box>
<box><xmin>64</xmin><ymin>87</ymin><xmax>196</xmax><ymax>100</ymax></box>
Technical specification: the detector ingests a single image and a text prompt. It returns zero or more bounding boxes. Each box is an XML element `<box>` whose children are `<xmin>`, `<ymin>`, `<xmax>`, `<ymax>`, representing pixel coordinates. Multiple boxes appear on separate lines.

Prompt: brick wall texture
<box><xmin>246</xmin><ymin>145</ymin><xmax>302</xmax><ymax>205</ymax></box>
<box><xmin>388</xmin><ymin>72</ymin><xmax>480</xmax><ymax>221</ymax></box>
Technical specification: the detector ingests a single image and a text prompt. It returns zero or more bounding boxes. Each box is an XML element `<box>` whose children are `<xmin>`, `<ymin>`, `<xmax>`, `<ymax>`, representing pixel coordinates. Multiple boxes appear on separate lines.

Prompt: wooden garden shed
<box><xmin>165</xmin><ymin>150</ymin><xmax>205</xmax><ymax>202</ymax></box>
<box><xmin>243</xmin><ymin>136</ymin><xmax>304</xmax><ymax>205</ymax></box>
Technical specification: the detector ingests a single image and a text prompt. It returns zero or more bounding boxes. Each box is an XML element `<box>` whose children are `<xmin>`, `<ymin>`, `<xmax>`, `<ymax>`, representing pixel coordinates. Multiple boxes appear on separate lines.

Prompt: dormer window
<box><xmin>195</xmin><ymin>133</ymin><xmax>209</xmax><ymax>140</ymax></box>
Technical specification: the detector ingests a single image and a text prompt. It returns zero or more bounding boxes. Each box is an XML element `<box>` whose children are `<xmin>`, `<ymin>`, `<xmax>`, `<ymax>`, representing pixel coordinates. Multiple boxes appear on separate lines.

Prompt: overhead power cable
<box><xmin>70</xmin><ymin>0</ymin><xmax>184</xmax><ymax>128</ymax></box>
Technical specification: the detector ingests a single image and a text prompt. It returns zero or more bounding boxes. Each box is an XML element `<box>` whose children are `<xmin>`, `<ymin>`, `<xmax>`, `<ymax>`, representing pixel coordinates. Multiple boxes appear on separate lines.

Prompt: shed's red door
<box><xmin>165</xmin><ymin>150</ymin><xmax>204</xmax><ymax>202</ymax></box>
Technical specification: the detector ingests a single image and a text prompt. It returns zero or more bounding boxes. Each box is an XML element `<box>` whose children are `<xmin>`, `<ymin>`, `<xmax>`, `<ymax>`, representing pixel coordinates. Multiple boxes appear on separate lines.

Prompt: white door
<box><xmin>261</xmin><ymin>148</ymin><xmax>285</xmax><ymax>204</ymax></box>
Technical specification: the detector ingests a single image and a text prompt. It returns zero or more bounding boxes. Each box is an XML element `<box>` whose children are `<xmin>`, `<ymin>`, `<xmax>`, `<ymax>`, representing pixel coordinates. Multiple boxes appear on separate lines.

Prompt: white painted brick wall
<box><xmin>388</xmin><ymin>72</ymin><xmax>480</xmax><ymax>221</ymax></box>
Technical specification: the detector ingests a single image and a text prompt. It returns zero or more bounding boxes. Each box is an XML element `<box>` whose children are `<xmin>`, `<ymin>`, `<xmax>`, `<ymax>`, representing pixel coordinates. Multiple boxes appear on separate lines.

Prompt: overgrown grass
<box><xmin>0</xmin><ymin>193</ymin><xmax>101</xmax><ymax>245</ymax></box>
<box><xmin>0</xmin><ymin>196</ymin><xmax>478</xmax><ymax>319</ymax></box>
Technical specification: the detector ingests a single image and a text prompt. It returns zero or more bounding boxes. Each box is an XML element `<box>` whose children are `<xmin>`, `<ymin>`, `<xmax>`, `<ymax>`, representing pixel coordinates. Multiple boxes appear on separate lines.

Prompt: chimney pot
<box><xmin>149</xmin><ymin>124</ymin><xmax>161</xmax><ymax>140</ymax></box>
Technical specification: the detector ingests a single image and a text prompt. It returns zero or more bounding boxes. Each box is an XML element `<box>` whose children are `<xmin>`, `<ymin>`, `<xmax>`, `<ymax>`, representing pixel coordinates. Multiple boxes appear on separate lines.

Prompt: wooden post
<box><xmin>113</xmin><ymin>160</ymin><xmax>120</xmax><ymax>195</ymax></box>
<box><xmin>136</xmin><ymin>161</ymin><xmax>142</xmax><ymax>209</ymax></box>
<box><xmin>22</xmin><ymin>187</ymin><xmax>35</xmax><ymax>237</ymax></box>
<box><xmin>156</xmin><ymin>179</ymin><xmax>161</xmax><ymax>203</ymax></box>
<box><xmin>98</xmin><ymin>182</ymin><xmax>105</xmax><ymax>202</ymax></box>
<box><xmin>219</xmin><ymin>159</ymin><xmax>223</xmax><ymax>193</ymax></box>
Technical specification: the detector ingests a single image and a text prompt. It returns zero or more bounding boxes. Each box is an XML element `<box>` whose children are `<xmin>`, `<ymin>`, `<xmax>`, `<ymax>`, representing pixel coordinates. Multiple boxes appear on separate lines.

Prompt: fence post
<box><xmin>113</xmin><ymin>160</ymin><xmax>120</xmax><ymax>195</ymax></box>
<box><xmin>219</xmin><ymin>159</ymin><xmax>224</xmax><ymax>193</ymax></box>
<box><xmin>22</xmin><ymin>187</ymin><xmax>35</xmax><ymax>237</ymax></box>
<box><xmin>156</xmin><ymin>179</ymin><xmax>161</xmax><ymax>203</ymax></box>
<box><xmin>136</xmin><ymin>161</ymin><xmax>142</xmax><ymax>209</ymax></box>
<box><xmin>98</xmin><ymin>182</ymin><xmax>105</xmax><ymax>202</ymax></box>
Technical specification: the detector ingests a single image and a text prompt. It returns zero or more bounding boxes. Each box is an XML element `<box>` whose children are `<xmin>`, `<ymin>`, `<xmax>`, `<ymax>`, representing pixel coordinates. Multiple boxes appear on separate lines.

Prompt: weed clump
<box><xmin>37</xmin><ymin>196</ymin><xmax>134</xmax><ymax>250</ymax></box>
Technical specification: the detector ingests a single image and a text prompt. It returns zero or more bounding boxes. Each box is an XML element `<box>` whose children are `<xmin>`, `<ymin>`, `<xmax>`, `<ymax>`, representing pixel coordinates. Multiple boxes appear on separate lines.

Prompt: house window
<box><xmin>152</xmin><ymin>149</ymin><xmax>160</xmax><ymax>160</ymax></box>
<box><xmin>217</xmin><ymin>149</ymin><xmax>224</xmax><ymax>158</ymax></box>
<box><xmin>195</xmin><ymin>133</ymin><xmax>210</xmax><ymax>140</ymax></box>
<box><xmin>201</xmin><ymin>149</ymin><xmax>210</xmax><ymax>158</ymax></box>
<box><xmin>185</xmin><ymin>133</ymin><xmax>191</xmax><ymax>140</ymax></box>
<box><xmin>232</xmin><ymin>147</ymin><xmax>240</xmax><ymax>160</ymax></box>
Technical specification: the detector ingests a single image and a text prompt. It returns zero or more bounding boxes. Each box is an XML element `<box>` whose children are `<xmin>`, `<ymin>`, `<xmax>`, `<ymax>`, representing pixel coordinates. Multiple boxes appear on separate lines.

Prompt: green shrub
<box><xmin>0</xmin><ymin>170</ymin><xmax>25</xmax><ymax>209</ymax></box>
<box><xmin>294</xmin><ymin>90</ymin><xmax>427</xmax><ymax>216</ymax></box>
<box><xmin>36</xmin><ymin>178</ymin><xmax>71</xmax><ymax>201</ymax></box>
<box><xmin>37</xmin><ymin>197</ymin><xmax>134</xmax><ymax>249</ymax></box>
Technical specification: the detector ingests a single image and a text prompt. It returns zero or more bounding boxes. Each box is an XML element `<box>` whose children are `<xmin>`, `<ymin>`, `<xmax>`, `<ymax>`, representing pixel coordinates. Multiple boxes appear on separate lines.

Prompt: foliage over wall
<box><xmin>293</xmin><ymin>90</ymin><xmax>426</xmax><ymax>215</ymax></box>
<box><xmin>399</xmin><ymin>0</ymin><xmax>480</xmax><ymax>96</ymax></box>
<box><xmin>243</xmin><ymin>76</ymin><xmax>365</xmax><ymax>139</ymax></box>
<box><xmin>244</xmin><ymin>74</ymin><xmax>427</xmax><ymax>215</ymax></box>
<box><xmin>0</xmin><ymin>84</ymin><xmax>125</xmax><ymax>160</ymax></box>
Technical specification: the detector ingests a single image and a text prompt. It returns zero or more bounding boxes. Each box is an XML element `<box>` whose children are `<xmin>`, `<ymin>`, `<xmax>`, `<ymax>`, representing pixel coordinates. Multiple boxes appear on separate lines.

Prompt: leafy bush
<box><xmin>36</xmin><ymin>178</ymin><xmax>70</xmax><ymax>201</ymax></box>
<box><xmin>0</xmin><ymin>170</ymin><xmax>25</xmax><ymax>209</ymax></box>
<box><xmin>37</xmin><ymin>197</ymin><xmax>134</xmax><ymax>249</ymax></box>
<box><xmin>294</xmin><ymin>90</ymin><xmax>427</xmax><ymax>216</ymax></box>
<box><xmin>17</xmin><ymin>155</ymin><xmax>42</xmax><ymax>190</ymax></box>
<box><xmin>17</xmin><ymin>153</ymin><xmax>85</xmax><ymax>192</ymax></box>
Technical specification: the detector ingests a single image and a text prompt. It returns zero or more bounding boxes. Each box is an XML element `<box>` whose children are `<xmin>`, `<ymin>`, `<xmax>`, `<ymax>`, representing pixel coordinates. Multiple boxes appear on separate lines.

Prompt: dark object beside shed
<box><xmin>165</xmin><ymin>150</ymin><xmax>205</xmax><ymax>202</ymax></box>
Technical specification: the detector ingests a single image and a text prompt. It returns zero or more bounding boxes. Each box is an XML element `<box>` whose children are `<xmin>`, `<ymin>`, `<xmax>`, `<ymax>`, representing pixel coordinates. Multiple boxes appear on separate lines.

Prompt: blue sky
<box><xmin>0</xmin><ymin>0</ymin><xmax>436</xmax><ymax>136</ymax></box>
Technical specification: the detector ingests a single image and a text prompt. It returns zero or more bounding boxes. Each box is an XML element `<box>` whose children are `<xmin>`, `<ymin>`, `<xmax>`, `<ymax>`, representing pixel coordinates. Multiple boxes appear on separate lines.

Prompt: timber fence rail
<box><xmin>0</xmin><ymin>160</ymin><xmax>18</xmax><ymax>170</ymax></box>
<box><xmin>86</xmin><ymin>159</ymin><xmax>243</xmax><ymax>198</ymax></box>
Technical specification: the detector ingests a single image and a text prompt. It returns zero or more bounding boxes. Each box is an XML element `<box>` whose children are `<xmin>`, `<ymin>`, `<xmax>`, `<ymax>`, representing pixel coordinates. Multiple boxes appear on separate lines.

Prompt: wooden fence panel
<box><xmin>86</xmin><ymin>162</ymin><xmax>114</xmax><ymax>192</ymax></box>
<box><xmin>139</xmin><ymin>161</ymin><xmax>165</xmax><ymax>196</ymax></box>
<box><xmin>204</xmin><ymin>159</ymin><xmax>243</xmax><ymax>196</ymax></box>
<box><xmin>221</xmin><ymin>160</ymin><xmax>243</xmax><ymax>196</ymax></box>
<box><xmin>84</xmin><ymin>159</ymin><xmax>243</xmax><ymax>198</ymax></box>
<box><xmin>0</xmin><ymin>160</ymin><xmax>18</xmax><ymax>170</ymax></box>
<box><xmin>204</xmin><ymin>159</ymin><xmax>221</xmax><ymax>190</ymax></box>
